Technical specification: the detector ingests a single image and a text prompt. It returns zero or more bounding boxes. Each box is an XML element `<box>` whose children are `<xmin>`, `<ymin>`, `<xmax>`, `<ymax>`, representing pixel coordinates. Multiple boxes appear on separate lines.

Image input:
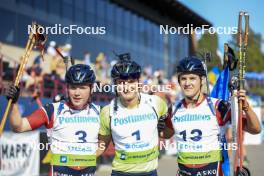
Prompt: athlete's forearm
<box><xmin>160</xmin><ymin>127</ymin><xmax>174</xmax><ymax>139</ymax></box>
<box><xmin>10</xmin><ymin>103</ymin><xmax>32</xmax><ymax>132</ymax></box>
<box><xmin>97</xmin><ymin>135</ymin><xmax>112</xmax><ymax>157</ymax></box>
<box><xmin>244</xmin><ymin>106</ymin><xmax>261</xmax><ymax>134</ymax></box>
<box><xmin>97</xmin><ymin>141</ymin><xmax>107</xmax><ymax>157</ymax></box>
<box><xmin>10</xmin><ymin>104</ymin><xmax>23</xmax><ymax>132</ymax></box>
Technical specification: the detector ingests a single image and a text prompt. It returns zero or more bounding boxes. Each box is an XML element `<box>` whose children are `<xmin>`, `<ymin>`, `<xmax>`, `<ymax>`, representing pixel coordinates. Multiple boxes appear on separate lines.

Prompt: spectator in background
<box><xmin>144</xmin><ymin>64</ymin><xmax>153</xmax><ymax>77</ymax></box>
<box><xmin>141</xmin><ymin>65</ymin><xmax>153</xmax><ymax>86</ymax></box>
<box><xmin>48</xmin><ymin>41</ymin><xmax>59</xmax><ymax>76</ymax></box>
<box><xmin>47</xmin><ymin>42</ymin><xmax>70</xmax><ymax>80</ymax></box>
<box><xmin>94</xmin><ymin>52</ymin><xmax>110</xmax><ymax>84</ymax></box>
<box><xmin>33</xmin><ymin>55</ymin><xmax>41</xmax><ymax>68</ymax></box>
<box><xmin>154</xmin><ymin>69</ymin><xmax>167</xmax><ymax>85</ymax></box>
<box><xmin>84</xmin><ymin>51</ymin><xmax>92</xmax><ymax>66</ymax></box>
<box><xmin>47</xmin><ymin>41</ymin><xmax>57</xmax><ymax>56</ymax></box>
<box><xmin>151</xmin><ymin>70</ymin><xmax>168</xmax><ymax>102</ymax></box>
<box><xmin>32</xmin><ymin>55</ymin><xmax>43</xmax><ymax>74</ymax></box>
<box><xmin>25</xmin><ymin>67</ymin><xmax>42</xmax><ymax>94</ymax></box>
<box><xmin>50</xmin><ymin>70</ymin><xmax>60</xmax><ymax>80</ymax></box>
<box><xmin>109</xmin><ymin>59</ymin><xmax>117</xmax><ymax>78</ymax></box>
<box><xmin>0</xmin><ymin>75</ymin><xmax>3</xmax><ymax>93</ymax></box>
<box><xmin>84</xmin><ymin>52</ymin><xmax>96</xmax><ymax>79</ymax></box>
<box><xmin>166</xmin><ymin>74</ymin><xmax>181</xmax><ymax>104</ymax></box>
<box><xmin>56</xmin><ymin>44</ymin><xmax>72</xmax><ymax>79</ymax></box>
<box><xmin>61</xmin><ymin>43</ymin><xmax>72</xmax><ymax>57</ymax></box>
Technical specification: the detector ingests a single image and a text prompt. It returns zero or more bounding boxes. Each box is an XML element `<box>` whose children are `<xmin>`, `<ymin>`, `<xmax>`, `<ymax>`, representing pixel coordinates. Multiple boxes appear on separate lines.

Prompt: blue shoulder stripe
<box><xmin>43</xmin><ymin>103</ymin><xmax>54</xmax><ymax>122</ymax></box>
<box><xmin>90</xmin><ymin>103</ymin><xmax>100</xmax><ymax>115</ymax></box>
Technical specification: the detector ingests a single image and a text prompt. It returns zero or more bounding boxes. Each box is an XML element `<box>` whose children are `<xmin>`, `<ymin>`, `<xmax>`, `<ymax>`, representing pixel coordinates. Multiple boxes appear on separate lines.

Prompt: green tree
<box><xmin>229</xmin><ymin>28</ymin><xmax>264</xmax><ymax>72</ymax></box>
<box><xmin>196</xmin><ymin>28</ymin><xmax>264</xmax><ymax>96</ymax></box>
<box><xmin>196</xmin><ymin>32</ymin><xmax>222</xmax><ymax>71</ymax></box>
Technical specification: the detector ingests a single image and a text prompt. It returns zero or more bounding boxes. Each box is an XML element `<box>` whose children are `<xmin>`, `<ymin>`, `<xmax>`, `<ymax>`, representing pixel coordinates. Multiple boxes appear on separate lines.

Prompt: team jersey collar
<box><xmin>66</xmin><ymin>101</ymin><xmax>89</xmax><ymax>110</ymax></box>
<box><xmin>182</xmin><ymin>94</ymin><xmax>206</xmax><ymax>108</ymax></box>
<box><xmin>118</xmin><ymin>94</ymin><xmax>141</xmax><ymax>109</ymax></box>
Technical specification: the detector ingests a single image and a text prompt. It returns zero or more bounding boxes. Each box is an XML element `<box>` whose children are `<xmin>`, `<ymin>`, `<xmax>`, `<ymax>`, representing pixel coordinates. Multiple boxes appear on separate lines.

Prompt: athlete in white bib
<box><xmin>6</xmin><ymin>64</ymin><xmax>100</xmax><ymax>176</ymax></box>
<box><xmin>97</xmin><ymin>53</ymin><xmax>168</xmax><ymax>176</ymax></box>
<box><xmin>158</xmin><ymin>56</ymin><xmax>261</xmax><ymax>176</ymax></box>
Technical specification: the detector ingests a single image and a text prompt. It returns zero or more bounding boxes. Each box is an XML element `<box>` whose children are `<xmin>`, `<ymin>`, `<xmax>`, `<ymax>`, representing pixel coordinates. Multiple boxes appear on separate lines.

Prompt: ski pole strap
<box><xmin>171</xmin><ymin>101</ymin><xmax>183</xmax><ymax>117</ymax></box>
<box><xmin>90</xmin><ymin>103</ymin><xmax>100</xmax><ymax>115</ymax></box>
<box><xmin>206</xmin><ymin>96</ymin><xmax>216</xmax><ymax>116</ymax></box>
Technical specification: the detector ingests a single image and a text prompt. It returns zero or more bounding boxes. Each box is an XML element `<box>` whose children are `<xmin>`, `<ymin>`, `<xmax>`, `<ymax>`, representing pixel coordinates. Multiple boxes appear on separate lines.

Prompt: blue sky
<box><xmin>178</xmin><ymin>0</ymin><xmax>264</xmax><ymax>53</ymax></box>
